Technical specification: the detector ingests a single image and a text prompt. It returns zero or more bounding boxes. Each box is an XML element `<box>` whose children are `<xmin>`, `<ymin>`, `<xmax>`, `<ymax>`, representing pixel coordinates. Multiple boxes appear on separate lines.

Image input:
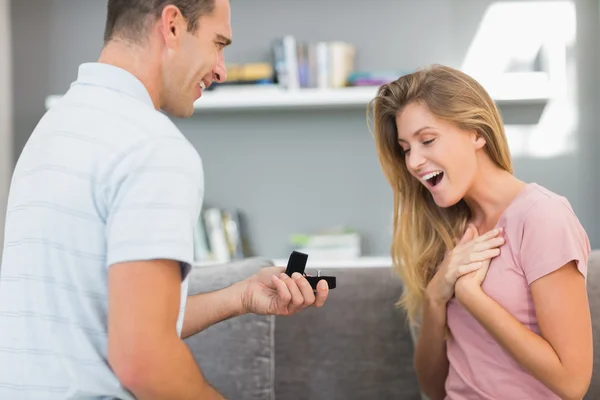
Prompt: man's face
<box><xmin>161</xmin><ymin>0</ymin><xmax>232</xmax><ymax>117</ymax></box>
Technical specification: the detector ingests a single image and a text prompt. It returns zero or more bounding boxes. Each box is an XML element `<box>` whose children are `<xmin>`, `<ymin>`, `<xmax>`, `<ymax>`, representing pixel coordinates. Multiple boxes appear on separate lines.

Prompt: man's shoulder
<box><xmin>47</xmin><ymin>84</ymin><xmax>193</xmax><ymax>155</ymax></box>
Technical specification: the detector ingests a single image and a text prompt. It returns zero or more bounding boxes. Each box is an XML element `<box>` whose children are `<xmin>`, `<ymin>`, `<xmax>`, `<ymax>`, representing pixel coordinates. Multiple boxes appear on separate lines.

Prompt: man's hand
<box><xmin>240</xmin><ymin>267</ymin><xmax>329</xmax><ymax>316</ymax></box>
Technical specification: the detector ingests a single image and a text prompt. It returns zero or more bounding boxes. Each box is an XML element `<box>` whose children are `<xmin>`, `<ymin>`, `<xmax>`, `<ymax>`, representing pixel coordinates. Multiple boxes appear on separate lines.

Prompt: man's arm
<box><xmin>108</xmin><ymin>259</ymin><xmax>225</xmax><ymax>399</ymax></box>
<box><xmin>181</xmin><ymin>267</ymin><xmax>329</xmax><ymax>339</ymax></box>
<box><xmin>180</xmin><ymin>282</ymin><xmax>246</xmax><ymax>339</ymax></box>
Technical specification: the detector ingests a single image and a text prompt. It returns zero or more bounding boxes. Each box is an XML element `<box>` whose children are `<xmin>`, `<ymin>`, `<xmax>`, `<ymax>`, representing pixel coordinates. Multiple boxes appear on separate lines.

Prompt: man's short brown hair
<box><xmin>104</xmin><ymin>0</ymin><xmax>216</xmax><ymax>44</ymax></box>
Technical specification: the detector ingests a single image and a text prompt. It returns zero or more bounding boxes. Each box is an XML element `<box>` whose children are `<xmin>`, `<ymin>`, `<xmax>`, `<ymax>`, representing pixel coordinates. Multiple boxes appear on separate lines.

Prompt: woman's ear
<box><xmin>473</xmin><ymin>134</ymin><xmax>486</xmax><ymax>150</ymax></box>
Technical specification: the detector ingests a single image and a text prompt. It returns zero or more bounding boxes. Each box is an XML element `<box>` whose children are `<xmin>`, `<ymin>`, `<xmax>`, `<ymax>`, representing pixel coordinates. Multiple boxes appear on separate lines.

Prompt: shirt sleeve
<box><xmin>519</xmin><ymin>197</ymin><xmax>590</xmax><ymax>285</ymax></box>
<box><xmin>103</xmin><ymin>136</ymin><xmax>204</xmax><ymax>279</ymax></box>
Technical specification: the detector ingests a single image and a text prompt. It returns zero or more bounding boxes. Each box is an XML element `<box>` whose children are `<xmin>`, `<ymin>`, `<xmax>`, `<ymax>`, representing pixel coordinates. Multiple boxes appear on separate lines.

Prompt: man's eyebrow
<box><xmin>216</xmin><ymin>33</ymin><xmax>232</xmax><ymax>46</ymax></box>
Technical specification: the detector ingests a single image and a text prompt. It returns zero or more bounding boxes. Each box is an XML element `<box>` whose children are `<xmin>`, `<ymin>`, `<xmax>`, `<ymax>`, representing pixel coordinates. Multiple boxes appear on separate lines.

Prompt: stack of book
<box><xmin>272</xmin><ymin>35</ymin><xmax>357</xmax><ymax>90</ymax></box>
<box><xmin>193</xmin><ymin>208</ymin><xmax>247</xmax><ymax>264</ymax></box>
<box><xmin>213</xmin><ymin>63</ymin><xmax>275</xmax><ymax>88</ymax></box>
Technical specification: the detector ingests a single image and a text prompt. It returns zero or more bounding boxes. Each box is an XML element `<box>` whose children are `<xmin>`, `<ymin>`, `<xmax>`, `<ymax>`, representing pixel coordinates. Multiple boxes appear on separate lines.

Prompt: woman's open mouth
<box><xmin>423</xmin><ymin>171</ymin><xmax>444</xmax><ymax>188</ymax></box>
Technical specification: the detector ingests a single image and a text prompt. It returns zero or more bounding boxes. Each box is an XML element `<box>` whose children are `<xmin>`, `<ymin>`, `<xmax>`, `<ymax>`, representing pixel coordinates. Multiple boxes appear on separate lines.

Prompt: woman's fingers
<box><xmin>473</xmin><ymin>236</ymin><xmax>505</xmax><ymax>252</ymax></box>
<box><xmin>468</xmin><ymin>248</ymin><xmax>501</xmax><ymax>262</ymax></box>
<box><xmin>456</xmin><ymin>261</ymin><xmax>483</xmax><ymax>277</ymax></box>
<box><xmin>474</xmin><ymin>227</ymin><xmax>503</xmax><ymax>243</ymax></box>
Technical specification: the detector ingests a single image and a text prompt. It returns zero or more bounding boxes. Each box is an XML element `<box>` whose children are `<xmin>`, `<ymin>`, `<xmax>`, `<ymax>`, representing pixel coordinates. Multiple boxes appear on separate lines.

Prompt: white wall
<box><xmin>0</xmin><ymin>0</ymin><xmax>12</xmax><ymax>254</ymax></box>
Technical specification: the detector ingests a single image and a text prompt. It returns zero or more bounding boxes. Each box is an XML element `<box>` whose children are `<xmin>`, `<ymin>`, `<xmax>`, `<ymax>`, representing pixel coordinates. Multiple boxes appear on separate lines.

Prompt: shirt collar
<box><xmin>73</xmin><ymin>62</ymin><xmax>155</xmax><ymax>108</ymax></box>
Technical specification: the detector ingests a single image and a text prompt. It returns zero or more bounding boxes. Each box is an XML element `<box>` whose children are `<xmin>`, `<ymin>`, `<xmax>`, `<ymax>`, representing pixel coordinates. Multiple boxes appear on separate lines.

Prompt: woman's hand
<box><xmin>426</xmin><ymin>224</ymin><xmax>504</xmax><ymax>306</ymax></box>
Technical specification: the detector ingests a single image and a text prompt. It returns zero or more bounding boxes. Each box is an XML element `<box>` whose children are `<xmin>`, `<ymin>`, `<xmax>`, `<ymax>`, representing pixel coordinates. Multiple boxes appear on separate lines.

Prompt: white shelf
<box><xmin>194</xmin><ymin>256</ymin><xmax>393</xmax><ymax>269</ymax></box>
<box><xmin>44</xmin><ymin>86</ymin><xmax>379</xmax><ymax>112</ymax></box>
<box><xmin>44</xmin><ymin>73</ymin><xmax>552</xmax><ymax>112</ymax></box>
<box><xmin>195</xmin><ymin>86</ymin><xmax>379</xmax><ymax>111</ymax></box>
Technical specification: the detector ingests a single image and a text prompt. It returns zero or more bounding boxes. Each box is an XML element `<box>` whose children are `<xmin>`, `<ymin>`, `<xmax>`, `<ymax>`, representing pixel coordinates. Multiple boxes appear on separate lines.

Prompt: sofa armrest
<box><xmin>184</xmin><ymin>257</ymin><xmax>276</xmax><ymax>400</ymax></box>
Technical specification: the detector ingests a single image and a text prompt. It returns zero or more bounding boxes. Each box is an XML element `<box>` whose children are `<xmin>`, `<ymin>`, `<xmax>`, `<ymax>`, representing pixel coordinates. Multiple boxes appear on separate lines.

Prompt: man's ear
<box><xmin>160</xmin><ymin>5</ymin><xmax>184</xmax><ymax>48</ymax></box>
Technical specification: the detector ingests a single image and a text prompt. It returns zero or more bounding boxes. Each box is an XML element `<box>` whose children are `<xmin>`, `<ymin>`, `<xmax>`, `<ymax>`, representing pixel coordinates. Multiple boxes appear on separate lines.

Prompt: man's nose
<box><xmin>213</xmin><ymin>55</ymin><xmax>227</xmax><ymax>83</ymax></box>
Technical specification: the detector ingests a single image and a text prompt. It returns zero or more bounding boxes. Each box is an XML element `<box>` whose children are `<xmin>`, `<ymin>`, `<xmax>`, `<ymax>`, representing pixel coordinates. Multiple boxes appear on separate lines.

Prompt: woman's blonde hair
<box><xmin>367</xmin><ymin>65</ymin><xmax>512</xmax><ymax>326</ymax></box>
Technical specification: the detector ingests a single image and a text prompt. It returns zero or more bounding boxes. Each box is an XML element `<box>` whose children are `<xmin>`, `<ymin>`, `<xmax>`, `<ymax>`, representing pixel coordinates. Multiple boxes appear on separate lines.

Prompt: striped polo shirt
<box><xmin>0</xmin><ymin>62</ymin><xmax>204</xmax><ymax>398</ymax></box>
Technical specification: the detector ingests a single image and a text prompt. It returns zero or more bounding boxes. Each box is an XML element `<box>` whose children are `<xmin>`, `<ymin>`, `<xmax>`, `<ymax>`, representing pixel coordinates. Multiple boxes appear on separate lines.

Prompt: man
<box><xmin>0</xmin><ymin>0</ymin><xmax>329</xmax><ymax>399</ymax></box>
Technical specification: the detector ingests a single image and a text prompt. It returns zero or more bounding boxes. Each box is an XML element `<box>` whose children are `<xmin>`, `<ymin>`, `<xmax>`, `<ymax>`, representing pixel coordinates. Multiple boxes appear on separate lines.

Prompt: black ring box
<box><xmin>284</xmin><ymin>250</ymin><xmax>337</xmax><ymax>290</ymax></box>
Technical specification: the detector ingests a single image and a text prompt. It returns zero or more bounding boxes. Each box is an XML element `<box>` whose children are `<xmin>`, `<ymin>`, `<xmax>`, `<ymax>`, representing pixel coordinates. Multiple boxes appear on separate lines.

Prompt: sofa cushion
<box><xmin>184</xmin><ymin>257</ymin><xmax>275</xmax><ymax>400</ymax></box>
<box><xmin>274</xmin><ymin>266</ymin><xmax>422</xmax><ymax>400</ymax></box>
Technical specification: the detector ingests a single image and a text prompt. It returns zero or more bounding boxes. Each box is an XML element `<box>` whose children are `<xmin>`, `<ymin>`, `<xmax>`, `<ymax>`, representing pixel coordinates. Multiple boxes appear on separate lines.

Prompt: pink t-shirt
<box><xmin>445</xmin><ymin>183</ymin><xmax>591</xmax><ymax>399</ymax></box>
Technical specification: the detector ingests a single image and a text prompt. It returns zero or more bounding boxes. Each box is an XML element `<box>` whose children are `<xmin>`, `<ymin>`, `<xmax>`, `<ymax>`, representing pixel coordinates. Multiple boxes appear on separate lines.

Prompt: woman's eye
<box><xmin>402</xmin><ymin>148</ymin><xmax>411</xmax><ymax>155</ymax></box>
<box><xmin>423</xmin><ymin>139</ymin><xmax>435</xmax><ymax>145</ymax></box>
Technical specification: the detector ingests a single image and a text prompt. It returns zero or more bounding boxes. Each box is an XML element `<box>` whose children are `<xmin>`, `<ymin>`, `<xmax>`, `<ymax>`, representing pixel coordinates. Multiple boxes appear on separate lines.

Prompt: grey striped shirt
<box><xmin>0</xmin><ymin>62</ymin><xmax>204</xmax><ymax>399</ymax></box>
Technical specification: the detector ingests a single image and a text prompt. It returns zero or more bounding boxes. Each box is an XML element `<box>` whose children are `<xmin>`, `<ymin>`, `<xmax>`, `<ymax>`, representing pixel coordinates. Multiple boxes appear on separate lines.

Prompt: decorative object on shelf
<box><xmin>289</xmin><ymin>226</ymin><xmax>361</xmax><ymax>261</ymax></box>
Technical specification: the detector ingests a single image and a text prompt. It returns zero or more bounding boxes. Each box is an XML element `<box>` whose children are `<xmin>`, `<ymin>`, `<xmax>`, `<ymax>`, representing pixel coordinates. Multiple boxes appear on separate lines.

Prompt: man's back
<box><xmin>0</xmin><ymin>63</ymin><xmax>204</xmax><ymax>399</ymax></box>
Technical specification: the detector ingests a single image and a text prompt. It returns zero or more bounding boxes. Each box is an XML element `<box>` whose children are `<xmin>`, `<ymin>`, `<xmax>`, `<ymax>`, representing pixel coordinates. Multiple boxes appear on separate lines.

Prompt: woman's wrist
<box><xmin>425</xmin><ymin>288</ymin><xmax>448</xmax><ymax>311</ymax></box>
<box><xmin>455</xmin><ymin>282</ymin><xmax>484</xmax><ymax>309</ymax></box>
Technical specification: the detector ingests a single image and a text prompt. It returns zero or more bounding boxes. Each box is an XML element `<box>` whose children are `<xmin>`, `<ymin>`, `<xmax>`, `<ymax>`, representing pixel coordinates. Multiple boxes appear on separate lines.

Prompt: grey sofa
<box><xmin>184</xmin><ymin>251</ymin><xmax>600</xmax><ymax>400</ymax></box>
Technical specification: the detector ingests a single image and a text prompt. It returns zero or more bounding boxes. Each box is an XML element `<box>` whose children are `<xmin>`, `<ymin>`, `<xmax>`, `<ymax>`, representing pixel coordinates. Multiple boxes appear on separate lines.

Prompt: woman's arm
<box><xmin>413</xmin><ymin>294</ymin><xmax>449</xmax><ymax>400</ymax></box>
<box><xmin>412</xmin><ymin>225</ymin><xmax>505</xmax><ymax>399</ymax></box>
<box><xmin>455</xmin><ymin>261</ymin><xmax>592</xmax><ymax>400</ymax></box>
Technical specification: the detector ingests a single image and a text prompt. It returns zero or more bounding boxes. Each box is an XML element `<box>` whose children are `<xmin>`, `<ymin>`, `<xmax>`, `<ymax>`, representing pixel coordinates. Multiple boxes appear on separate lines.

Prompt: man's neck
<box><xmin>98</xmin><ymin>40</ymin><xmax>162</xmax><ymax>110</ymax></box>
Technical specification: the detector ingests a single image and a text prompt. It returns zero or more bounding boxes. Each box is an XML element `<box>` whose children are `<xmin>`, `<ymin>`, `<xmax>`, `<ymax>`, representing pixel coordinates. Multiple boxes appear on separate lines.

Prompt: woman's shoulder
<box><xmin>501</xmin><ymin>182</ymin><xmax>588</xmax><ymax>247</ymax></box>
<box><xmin>510</xmin><ymin>182</ymin><xmax>578</xmax><ymax>222</ymax></box>
<box><xmin>505</xmin><ymin>182</ymin><xmax>589</xmax><ymax>246</ymax></box>
<box><xmin>508</xmin><ymin>184</ymin><xmax>591</xmax><ymax>282</ymax></box>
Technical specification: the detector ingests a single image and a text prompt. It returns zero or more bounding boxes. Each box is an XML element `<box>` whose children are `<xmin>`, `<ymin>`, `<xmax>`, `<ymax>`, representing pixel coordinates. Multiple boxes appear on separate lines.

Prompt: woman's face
<box><xmin>396</xmin><ymin>102</ymin><xmax>486</xmax><ymax>208</ymax></box>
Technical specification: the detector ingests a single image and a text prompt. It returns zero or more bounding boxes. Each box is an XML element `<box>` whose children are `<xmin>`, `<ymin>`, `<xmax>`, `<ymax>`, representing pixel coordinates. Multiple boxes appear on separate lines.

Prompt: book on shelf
<box><xmin>272</xmin><ymin>35</ymin><xmax>357</xmax><ymax>90</ymax></box>
<box><xmin>194</xmin><ymin>207</ymin><xmax>248</xmax><ymax>265</ymax></box>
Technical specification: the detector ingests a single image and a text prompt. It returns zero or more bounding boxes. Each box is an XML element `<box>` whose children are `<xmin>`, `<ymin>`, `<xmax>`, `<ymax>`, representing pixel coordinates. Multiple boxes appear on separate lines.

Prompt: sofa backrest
<box><xmin>185</xmin><ymin>258</ymin><xmax>276</xmax><ymax>400</ymax></box>
<box><xmin>274</xmin><ymin>266</ymin><xmax>423</xmax><ymax>400</ymax></box>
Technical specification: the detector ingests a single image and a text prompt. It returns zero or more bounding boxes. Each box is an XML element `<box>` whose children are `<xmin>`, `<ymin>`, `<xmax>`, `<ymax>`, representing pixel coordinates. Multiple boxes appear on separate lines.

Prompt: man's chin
<box><xmin>162</xmin><ymin>104</ymin><xmax>195</xmax><ymax>119</ymax></box>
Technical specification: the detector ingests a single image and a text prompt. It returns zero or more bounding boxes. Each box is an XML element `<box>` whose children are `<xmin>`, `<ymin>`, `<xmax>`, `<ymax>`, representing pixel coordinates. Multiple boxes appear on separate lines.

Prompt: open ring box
<box><xmin>284</xmin><ymin>250</ymin><xmax>337</xmax><ymax>290</ymax></box>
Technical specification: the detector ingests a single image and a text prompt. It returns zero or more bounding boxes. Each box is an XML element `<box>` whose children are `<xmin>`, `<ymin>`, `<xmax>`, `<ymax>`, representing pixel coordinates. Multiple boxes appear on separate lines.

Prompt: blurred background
<box><xmin>1</xmin><ymin>0</ymin><xmax>600</xmax><ymax>267</ymax></box>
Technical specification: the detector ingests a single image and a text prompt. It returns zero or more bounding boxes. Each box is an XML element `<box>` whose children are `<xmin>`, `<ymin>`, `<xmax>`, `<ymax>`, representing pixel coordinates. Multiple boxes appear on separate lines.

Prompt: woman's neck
<box><xmin>463</xmin><ymin>162</ymin><xmax>526</xmax><ymax>234</ymax></box>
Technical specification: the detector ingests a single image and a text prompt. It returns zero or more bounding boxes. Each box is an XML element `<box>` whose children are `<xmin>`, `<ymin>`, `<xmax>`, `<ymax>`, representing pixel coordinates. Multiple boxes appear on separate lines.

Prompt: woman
<box><xmin>369</xmin><ymin>65</ymin><xmax>592</xmax><ymax>400</ymax></box>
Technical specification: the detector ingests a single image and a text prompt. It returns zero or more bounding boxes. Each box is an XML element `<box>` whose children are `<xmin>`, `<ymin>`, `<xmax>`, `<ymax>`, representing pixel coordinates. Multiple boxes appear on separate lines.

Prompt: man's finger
<box><xmin>271</xmin><ymin>275</ymin><xmax>291</xmax><ymax>305</ymax></box>
<box><xmin>313</xmin><ymin>279</ymin><xmax>329</xmax><ymax>308</ymax></box>
<box><xmin>285</xmin><ymin>273</ymin><xmax>306</xmax><ymax>313</ymax></box>
<box><xmin>293</xmin><ymin>274</ymin><xmax>316</xmax><ymax>307</ymax></box>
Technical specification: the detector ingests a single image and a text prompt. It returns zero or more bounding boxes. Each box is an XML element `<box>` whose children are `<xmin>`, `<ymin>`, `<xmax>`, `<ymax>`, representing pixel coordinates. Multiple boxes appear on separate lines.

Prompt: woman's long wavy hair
<box><xmin>368</xmin><ymin>65</ymin><xmax>512</xmax><ymax>327</ymax></box>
